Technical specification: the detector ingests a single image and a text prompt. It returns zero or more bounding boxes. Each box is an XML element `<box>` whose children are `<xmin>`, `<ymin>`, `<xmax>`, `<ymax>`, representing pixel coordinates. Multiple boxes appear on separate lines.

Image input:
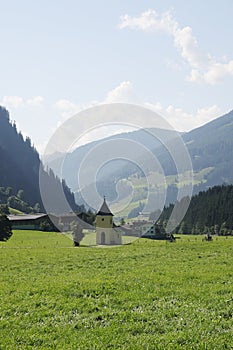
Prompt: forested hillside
<box><xmin>183</xmin><ymin>110</ymin><xmax>233</xmax><ymax>189</ymax></box>
<box><xmin>0</xmin><ymin>106</ymin><xmax>79</xmax><ymax>213</ymax></box>
<box><xmin>158</xmin><ymin>185</ymin><xmax>233</xmax><ymax>234</ymax></box>
<box><xmin>140</xmin><ymin>110</ymin><xmax>233</xmax><ymax>193</ymax></box>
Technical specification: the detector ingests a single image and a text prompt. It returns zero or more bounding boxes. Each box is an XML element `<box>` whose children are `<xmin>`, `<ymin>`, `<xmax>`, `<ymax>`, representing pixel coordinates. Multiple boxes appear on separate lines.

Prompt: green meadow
<box><xmin>112</xmin><ymin>167</ymin><xmax>214</xmax><ymax>219</ymax></box>
<box><xmin>0</xmin><ymin>231</ymin><xmax>233</xmax><ymax>349</ymax></box>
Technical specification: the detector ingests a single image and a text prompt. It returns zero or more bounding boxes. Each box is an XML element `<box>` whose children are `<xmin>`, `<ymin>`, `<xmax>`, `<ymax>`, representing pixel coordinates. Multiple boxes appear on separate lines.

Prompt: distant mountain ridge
<box><xmin>41</xmin><ymin>108</ymin><xmax>233</xmax><ymax>215</ymax></box>
<box><xmin>45</xmin><ymin>127</ymin><xmax>179</xmax><ymax>192</ymax></box>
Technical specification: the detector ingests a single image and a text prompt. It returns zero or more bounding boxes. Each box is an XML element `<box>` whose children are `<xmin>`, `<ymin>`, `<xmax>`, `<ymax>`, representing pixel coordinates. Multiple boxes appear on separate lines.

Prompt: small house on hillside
<box><xmin>141</xmin><ymin>222</ymin><xmax>171</xmax><ymax>240</ymax></box>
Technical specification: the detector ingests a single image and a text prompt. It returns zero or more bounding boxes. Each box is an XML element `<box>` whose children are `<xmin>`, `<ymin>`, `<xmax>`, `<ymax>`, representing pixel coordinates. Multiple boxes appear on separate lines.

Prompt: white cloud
<box><xmin>55</xmin><ymin>81</ymin><xmax>222</xmax><ymax>136</ymax></box>
<box><xmin>119</xmin><ymin>9</ymin><xmax>233</xmax><ymax>84</ymax></box>
<box><xmin>174</xmin><ymin>26</ymin><xmax>209</xmax><ymax>70</ymax></box>
<box><xmin>27</xmin><ymin>96</ymin><xmax>44</xmax><ymax>106</ymax></box>
<box><xmin>55</xmin><ymin>99</ymin><xmax>82</xmax><ymax>120</ymax></box>
<box><xmin>55</xmin><ymin>81</ymin><xmax>139</xmax><ymax>121</ymax></box>
<box><xmin>104</xmin><ymin>81</ymin><xmax>140</xmax><ymax>104</ymax></box>
<box><xmin>146</xmin><ymin>102</ymin><xmax>221</xmax><ymax>131</ymax></box>
<box><xmin>1</xmin><ymin>95</ymin><xmax>45</xmax><ymax>108</ymax></box>
<box><xmin>55</xmin><ymin>99</ymin><xmax>99</xmax><ymax>120</ymax></box>
<box><xmin>195</xmin><ymin>105</ymin><xmax>222</xmax><ymax>125</ymax></box>
<box><xmin>201</xmin><ymin>61</ymin><xmax>233</xmax><ymax>85</ymax></box>
<box><xmin>119</xmin><ymin>10</ymin><xmax>177</xmax><ymax>34</ymax></box>
<box><xmin>55</xmin><ymin>99</ymin><xmax>79</xmax><ymax>114</ymax></box>
<box><xmin>1</xmin><ymin>95</ymin><xmax>24</xmax><ymax>108</ymax></box>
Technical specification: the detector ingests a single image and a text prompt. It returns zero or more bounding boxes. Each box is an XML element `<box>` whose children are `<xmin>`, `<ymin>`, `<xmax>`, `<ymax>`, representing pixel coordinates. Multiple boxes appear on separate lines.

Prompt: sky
<box><xmin>1</xmin><ymin>0</ymin><xmax>233</xmax><ymax>153</ymax></box>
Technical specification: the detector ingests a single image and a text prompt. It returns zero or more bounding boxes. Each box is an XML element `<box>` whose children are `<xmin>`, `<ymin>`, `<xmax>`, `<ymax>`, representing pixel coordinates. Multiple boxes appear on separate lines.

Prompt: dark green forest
<box><xmin>0</xmin><ymin>106</ymin><xmax>80</xmax><ymax>214</ymax></box>
<box><xmin>157</xmin><ymin>185</ymin><xmax>233</xmax><ymax>235</ymax></box>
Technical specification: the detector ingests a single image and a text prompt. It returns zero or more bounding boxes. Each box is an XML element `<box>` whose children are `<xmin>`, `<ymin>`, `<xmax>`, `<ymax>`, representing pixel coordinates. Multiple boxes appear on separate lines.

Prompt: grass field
<box><xmin>0</xmin><ymin>230</ymin><xmax>233</xmax><ymax>349</ymax></box>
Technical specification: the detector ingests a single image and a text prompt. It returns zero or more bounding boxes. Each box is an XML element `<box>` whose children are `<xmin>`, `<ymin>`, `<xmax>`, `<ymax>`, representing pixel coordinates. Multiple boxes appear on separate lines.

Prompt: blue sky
<box><xmin>1</xmin><ymin>0</ymin><xmax>233</xmax><ymax>152</ymax></box>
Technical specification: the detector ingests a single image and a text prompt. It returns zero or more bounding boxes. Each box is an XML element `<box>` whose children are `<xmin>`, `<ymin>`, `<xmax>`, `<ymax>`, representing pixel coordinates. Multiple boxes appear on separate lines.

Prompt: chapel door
<box><xmin>101</xmin><ymin>232</ymin><xmax>106</xmax><ymax>244</ymax></box>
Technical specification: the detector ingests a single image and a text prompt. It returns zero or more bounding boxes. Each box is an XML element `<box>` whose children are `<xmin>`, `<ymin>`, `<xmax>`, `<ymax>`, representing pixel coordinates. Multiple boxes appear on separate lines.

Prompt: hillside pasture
<box><xmin>9</xmin><ymin>207</ymin><xmax>24</xmax><ymax>215</ymax></box>
<box><xmin>0</xmin><ymin>231</ymin><xmax>232</xmax><ymax>349</ymax></box>
<box><xmin>112</xmin><ymin>168</ymin><xmax>214</xmax><ymax>220</ymax></box>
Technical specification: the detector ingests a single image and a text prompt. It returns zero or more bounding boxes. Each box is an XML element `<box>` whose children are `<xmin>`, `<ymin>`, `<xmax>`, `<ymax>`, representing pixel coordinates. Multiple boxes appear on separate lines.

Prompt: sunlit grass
<box><xmin>0</xmin><ymin>231</ymin><xmax>232</xmax><ymax>349</ymax></box>
<box><xmin>9</xmin><ymin>207</ymin><xmax>24</xmax><ymax>215</ymax></box>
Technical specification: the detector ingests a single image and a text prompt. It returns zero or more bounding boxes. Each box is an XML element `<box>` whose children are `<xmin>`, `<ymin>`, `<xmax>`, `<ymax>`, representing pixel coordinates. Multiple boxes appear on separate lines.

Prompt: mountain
<box><xmin>46</xmin><ymin>109</ymin><xmax>233</xmax><ymax>216</ymax></box>
<box><xmin>45</xmin><ymin>128</ymin><xmax>179</xmax><ymax>192</ymax></box>
<box><xmin>182</xmin><ymin>110</ymin><xmax>233</xmax><ymax>189</ymax></box>
<box><xmin>0</xmin><ymin>106</ymin><xmax>79</xmax><ymax>214</ymax></box>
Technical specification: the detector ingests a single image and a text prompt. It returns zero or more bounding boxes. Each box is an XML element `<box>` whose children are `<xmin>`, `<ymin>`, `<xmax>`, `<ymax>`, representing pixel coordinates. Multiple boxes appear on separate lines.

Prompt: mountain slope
<box><xmin>46</xmin><ymin>109</ymin><xmax>233</xmax><ymax>212</ymax></box>
<box><xmin>46</xmin><ymin>127</ymin><xmax>179</xmax><ymax>192</ymax></box>
<box><xmin>0</xmin><ymin>106</ymin><xmax>79</xmax><ymax>213</ymax></box>
<box><xmin>183</xmin><ymin>110</ymin><xmax>233</xmax><ymax>189</ymax></box>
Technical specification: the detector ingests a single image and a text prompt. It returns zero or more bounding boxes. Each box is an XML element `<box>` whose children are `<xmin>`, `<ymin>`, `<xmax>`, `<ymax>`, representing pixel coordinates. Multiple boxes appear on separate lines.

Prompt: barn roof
<box><xmin>8</xmin><ymin>213</ymin><xmax>48</xmax><ymax>221</ymax></box>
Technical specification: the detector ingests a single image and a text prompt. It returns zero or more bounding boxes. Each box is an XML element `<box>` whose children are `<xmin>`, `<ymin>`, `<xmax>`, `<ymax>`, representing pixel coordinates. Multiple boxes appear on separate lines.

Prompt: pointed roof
<box><xmin>97</xmin><ymin>197</ymin><xmax>113</xmax><ymax>216</ymax></box>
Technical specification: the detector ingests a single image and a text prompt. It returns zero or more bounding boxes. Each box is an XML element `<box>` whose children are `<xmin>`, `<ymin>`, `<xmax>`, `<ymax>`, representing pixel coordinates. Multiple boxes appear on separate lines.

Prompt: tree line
<box><xmin>152</xmin><ymin>185</ymin><xmax>233</xmax><ymax>235</ymax></box>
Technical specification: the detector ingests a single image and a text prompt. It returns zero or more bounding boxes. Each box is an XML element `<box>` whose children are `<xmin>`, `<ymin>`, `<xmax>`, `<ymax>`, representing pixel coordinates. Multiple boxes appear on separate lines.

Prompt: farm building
<box><xmin>8</xmin><ymin>212</ymin><xmax>93</xmax><ymax>232</ymax></box>
<box><xmin>7</xmin><ymin>213</ymin><xmax>58</xmax><ymax>231</ymax></box>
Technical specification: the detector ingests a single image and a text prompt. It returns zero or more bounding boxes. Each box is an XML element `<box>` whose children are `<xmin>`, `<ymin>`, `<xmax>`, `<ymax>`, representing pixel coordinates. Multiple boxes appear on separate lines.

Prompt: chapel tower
<box><xmin>96</xmin><ymin>197</ymin><xmax>122</xmax><ymax>245</ymax></box>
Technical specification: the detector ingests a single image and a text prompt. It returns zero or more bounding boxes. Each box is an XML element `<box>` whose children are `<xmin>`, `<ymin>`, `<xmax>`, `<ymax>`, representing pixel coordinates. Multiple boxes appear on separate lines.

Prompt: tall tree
<box><xmin>0</xmin><ymin>214</ymin><xmax>12</xmax><ymax>241</ymax></box>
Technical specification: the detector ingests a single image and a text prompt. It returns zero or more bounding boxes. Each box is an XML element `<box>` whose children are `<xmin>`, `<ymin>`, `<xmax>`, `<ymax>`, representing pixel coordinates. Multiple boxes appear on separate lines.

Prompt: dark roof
<box><xmin>97</xmin><ymin>197</ymin><xmax>113</xmax><ymax>216</ymax></box>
